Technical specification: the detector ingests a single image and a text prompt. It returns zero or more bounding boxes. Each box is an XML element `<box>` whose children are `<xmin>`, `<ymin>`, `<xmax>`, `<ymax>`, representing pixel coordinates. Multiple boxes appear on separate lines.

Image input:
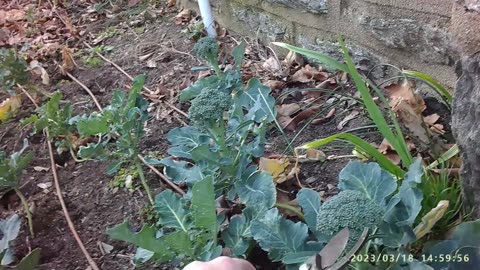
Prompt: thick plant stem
<box><xmin>135</xmin><ymin>159</ymin><xmax>154</xmax><ymax>205</ymax></box>
<box><xmin>14</xmin><ymin>187</ymin><xmax>34</xmax><ymax>237</ymax></box>
<box><xmin>275</xmin><ymin>203</ymin><xmax>305</xmax><ymax>221</ymax></box>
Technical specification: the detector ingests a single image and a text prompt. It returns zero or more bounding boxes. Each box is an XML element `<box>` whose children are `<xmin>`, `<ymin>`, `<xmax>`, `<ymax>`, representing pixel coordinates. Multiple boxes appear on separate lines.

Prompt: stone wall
<box><xmin>179</xmin><ymin>0</ymin><xmax>457</xmax><ymax>88</ymax></box>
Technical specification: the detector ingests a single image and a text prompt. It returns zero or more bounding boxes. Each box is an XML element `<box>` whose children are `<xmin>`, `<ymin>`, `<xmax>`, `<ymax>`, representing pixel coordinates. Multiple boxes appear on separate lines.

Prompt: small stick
<box><xmin>19</xmin><ymin>85</ymin><xmax>100</xmax><ymax>270</ymax></box>
<box><xmin>82</xmin><ymin>41</ymin><xmax>188</xmax><ymax>117</ymax></box>
<box><xmin>137</xmin><ymin>154</ymin><xmax>185</xmax><ymax>195</ymax></box>
<box><xmin>54</xmin><ymin>62</ymin><xmax>103</xmax><ymax>112</ymax></box>
<box><xmin>46</xmin><ymin>129</ymin><xmax>100</xmax><ymax>270</ymax></box>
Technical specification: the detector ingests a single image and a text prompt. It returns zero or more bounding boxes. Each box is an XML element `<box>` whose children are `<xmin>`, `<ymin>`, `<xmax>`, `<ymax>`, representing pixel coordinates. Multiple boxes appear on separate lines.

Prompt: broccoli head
<box><xmin>316</xmin><ymin>190</ymin><xmax>384</xmax><ymax>248</ymax></box>
<box><xmin>188</xmin><ymin>87</ymin><xmax>231</xmax><ymax>129</ymax></box>
<box><xmin>193</xmin><ymin>37</ymin><xmax>219</xmax><ymax>66</ymax></box>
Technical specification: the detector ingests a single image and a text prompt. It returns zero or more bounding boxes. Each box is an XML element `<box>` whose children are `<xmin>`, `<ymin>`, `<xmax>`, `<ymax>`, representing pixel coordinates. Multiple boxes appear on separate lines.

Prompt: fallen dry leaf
<box><xmin>297</xmin><ymin>149</ymin><xmax>327</xmax><ymax>163</ymax></box>
<box><xmin>61</xmin><ymin>47</ymin><xmax>76</xmax><ymax>75</ymax></box>
<box><xmin>385</xmin><ymin>80</ymin><xmax>426</xmax><ymax>113</ymax></box>
<box><xmin>128</xmin><ymin>0</ymin><xmax>142</xmax><ymax>7</ymax></box>
<box><xmin>378</xmin><ymin>138</ymin><xmax>394</xmax><ymax>154</ymax></box>
<box><xmin>277</xmin><ymin>103</ymin><xmax>300</xmax><ymax>116</ymax></box>
<box><xmin>291</xmin><ymin>65</ymin><xmax>328</xmax><ymax>83</ymax></box>
<box><xmin>281</xmin><ymin>106</ymin><xmax>320</xmax><ymax>131</ymax></box>
<box><xmin>0</xmin><ymin>95</ymin><xmax>21</xmax><ymax>121</ymax></box>
<box><xmin>312</xmin><ymin>108</ymin><xmax>336</xmax><ymax>125</ymax></box>
<box><xmin>259</xmin><ymin>157</ymin><xmax>299</xmax><ymax>184</ymax></box>
<box><xmin>263</xmin><ymin>56</ymin><xmax>282</xmax><ymax>71</ymax></box>
<box><xmin>175</xmin><ymin>9</ymin><xmax>192</xmax><ymax>25</ymax></box>
<box><xmin>337</xmin><ymin>110</ymin><xmax>360</xmax><ymax>130</ymax></box>
<box><xmin>276</xmin><ymin>192</ymin><xmax>301</xmax><ymax>217</ymax></box>
<box><xmin>167</xmin><ymin>0</ymin><xmax>177</xmax><ymax>7</ymax></box>
<box><xmin>424</xmin><ymin>113</ymin><xmax>440</xmax><ymax>125</ymax></box>
<box><xmin>284</xmin><ymin>51</ymin><xmax>304</xmax><ymax>68</ymax></box>
<box><xmin>393</xmin><ymin>100</ymin><xmax>430</xmax><ymax>144</ymax></box>
<box><xmin>264</xmin><ymin>80</ymin><xmax>285</xmax><ymax>91</ymax></box>
<box><xmin>29</xmin><ymin>60</ymin><xmax>49</xmax><ymax>85</ymax></box>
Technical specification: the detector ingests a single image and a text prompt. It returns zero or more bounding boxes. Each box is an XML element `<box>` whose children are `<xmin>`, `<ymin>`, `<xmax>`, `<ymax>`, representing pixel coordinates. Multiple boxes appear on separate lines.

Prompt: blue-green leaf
<box><xmin>106</xmin><ymin>221</ymin><xmax>174</xmax><ymax>262</ymax></box>
<box><xmin>297</xmin><ymin>189</ymin><xmax>322</xmax><ymax>231</ymax></box>
<box><xmin>385</xmin><ymin>159</ymin><xmax>423</xmax><ymax>226</ymax></box>
<box><xmin>0</xmin><ymin>214</ymin><xmax>21</xmax><ymax>265</ymax></box>
<box><xmin>166</xmin><ymin>127</ymin><xmax>210</xmax><ymax>159</ymax></box>
<box><xmin>338</xmin><ymin>161</ymin><xmax>397</xmax><ymax>207</ymax></box>
<box><xmin>239</xmin><ymin>78</ymin><xmax>276</xmax><ymax>123</ymax></box>
<box><xmin>232</xmin><ymin>42</ymin><xmax>246</xmax><ymax>70</ymax></box>
<box><xmin>251</xmin><ymin>208</ymin><xmax>309</xmax><ymax>261</ymax></box>
<box><xmin>179</xmin><ymin>76</ymin><xmax>219</xmax><ymax>101</ymax></box>
<box><xmin>76</xmin><ymin>115</ymin><xmax>109</xmax><ymax>136</ymax></box>
<box><xmin>159</xmin><ymin>157</ymin><xmax>204</xmax><ymax>186</ymax></box>
<box><xmin>154</xmin><ymin>190</ymin><xmax>191</xmax><ymax>232</ymax></box>
<box><xmin>235</xmin><ymin>167</ymin><xmax>276</xmax><ymax>210</ymax></box>
<box><xmin>191</xmin><ymin>176</ymin><xmax>216</xmax><ymax>234</ymax></box>
<box><xmin>221</xmin><ymin>207</ymin><xmax>256</xmax><ymax>257</ymax></box>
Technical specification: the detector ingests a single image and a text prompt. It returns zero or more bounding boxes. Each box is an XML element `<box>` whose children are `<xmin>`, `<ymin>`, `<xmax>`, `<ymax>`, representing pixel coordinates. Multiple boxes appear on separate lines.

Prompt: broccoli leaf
<box><xmin>235</xmin><ymin>166</ymin><xmax>276</xmax><ymax>210</ymax></box>
<box><xmin>154</xmin><ymin>190</ymin><xmax>192</xmax><ymax>232</ymax></box>
<box><xmin>179</xmin><ymin>76</ymin><xmax>219</xmax><ymax>102</ymax></box>
<box><xmin>232</xmin><ymin>42</ymin><xmax>246</xmax><ymax>70</ymax></box>
<box><xmin>251</xmin><ymin>208</ymin><xmax>309</xmax><ymax>261</ymax></box>
<box><xmin>239</xmin><ymin>78</ymin><xmax>277</xmax><ymax>123</ymax></box>
<box><xmin>106</xmin><ymin>221</ymin><xmax>175</xmax><ymax>262</ymax></box>
<box><xmin>166</xmin><ymin>127</ymin><xmax>210</xmax><ymax>159</ymax></box>
<box><xmin>384</xmin><ymin>159</ymin><xmax>423</xmax><ymax>227</ymax></box>
<box><xmin>338</xmin><ymin>161</ymin><xmax>397</xmax><ymax>207</ymax></box>
<box><xmin>297</xmin><ymin>189</ymin><xmax>322</xmax><ymax>231</ymax></box>
<box><xmin>0</xmin><ymin>214</ymin><xmax>21</xmax><ymax>265</ymax></box>
<box><xmin>76</xmin><ymin>115</ymin><xmax>109</xmax><ymax>136</ymax></box>
<box><xmin>159</xmin><ymin>157</ymin><xmax>205</xmax><ymax>186</ymax></box>
<box><xmin>191</xmin><ymin>176</ymin><xmax>216</xmax><ymax>234</ymax></box>
<box><xmin>13</xmin><ymin>248</ymin><xmax>41</xmax><ymax>270</ymax></box>
<box><xmin>221</xmin><ymin>207</ymin><xmax>257</xmax><ymax>256</ymax></box>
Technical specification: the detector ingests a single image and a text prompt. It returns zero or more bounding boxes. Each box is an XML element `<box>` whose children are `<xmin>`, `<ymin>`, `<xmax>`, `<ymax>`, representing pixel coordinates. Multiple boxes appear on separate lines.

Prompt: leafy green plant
<box><xmin>0</xmin><ymin>140</ymin><xmax>34</xmax><ymax>236</ymax></box>
<box><xmin>22</xmin><ymin>92</ymin><xmax>78</xmax><ymax>158</ymax></box>
<box><xmin>108</xmin><ymin>177</ymin><xmax>221</xmax><ymax>264</ymax></box>
<box><xmin>76</xmin><ymin>75</ymin><xmax>154</xmax><ymax>204</ymax></box>
<box><xmin>0</xmin><ymin>214</ymin><xmax>41</xmax><ymax>269</ymax></box>
<box><xmin>81</xmin><ymin>45</ymin><xmax>113</xmax><ymax>68</ymax></box>
<box><xmin>312</xmin><ymin>159</ymin><xmax>480</xmax><ymax>270</ymax></box>
<box><xmin>0</xmin><ymin>48</ymin><xmax>29</xmax><ymax>94</ymax></box>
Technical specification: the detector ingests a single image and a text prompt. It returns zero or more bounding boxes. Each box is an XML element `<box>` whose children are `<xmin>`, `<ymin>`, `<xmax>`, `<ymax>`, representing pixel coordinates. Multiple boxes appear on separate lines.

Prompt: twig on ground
<box><xmin>19</xmin><ymin>85</ymin><xmax>100</xmax><ymax>270</ymax></box>
<box><xmin>137</xmin><ymin>154</ymin><xmax>186</xmax><ymax>195</ymax></box>
<box><xmin>46</xmin><ymin>129</ymin><xmax>100</xmax><ymax>270</ymax></box>
<box><xmin>54</xmin><ymin>62</ymin><xmax>103</xmax><ymax>112</ymax></box>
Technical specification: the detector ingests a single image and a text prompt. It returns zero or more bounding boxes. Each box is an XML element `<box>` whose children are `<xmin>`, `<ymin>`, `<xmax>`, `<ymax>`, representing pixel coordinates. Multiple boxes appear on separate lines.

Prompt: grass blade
<box><xmin>402</xmin><ymin>70</ymin><xmax>452</xmax><ymax>104</ymax></box>
<box><xmin>298</xmin><ymin>133</ymin><xmax>405</xmax><ymax>177</ymax></box>
<box><xmin>272</xmin><ymin>42</ymin><xmax>348</xmax><ymax>73</ymax></box>
<box><xmin>338</xmin><ymin>37</ymin><xmax>413</xmax><ymax>167</ymax></box>
<box><xmin>426</xmin><ymin>144</ymin><xmax>459</xmax><ymax>170</ymax></box>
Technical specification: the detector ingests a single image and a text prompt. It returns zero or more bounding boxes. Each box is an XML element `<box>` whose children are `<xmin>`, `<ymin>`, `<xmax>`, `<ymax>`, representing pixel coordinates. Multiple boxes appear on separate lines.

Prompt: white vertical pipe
<box><xmin>198</xmin><ymin>0</ymin><xmax>217</xmax><ymax>37</ymax></box>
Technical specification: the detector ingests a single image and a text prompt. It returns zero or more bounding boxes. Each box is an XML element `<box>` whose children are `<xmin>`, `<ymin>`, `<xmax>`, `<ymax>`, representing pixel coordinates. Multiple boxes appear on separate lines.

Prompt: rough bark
<box><xmin>451</xmin><ymin>0</ymin><xmax>480</xmax><ymax>218</ymax></box>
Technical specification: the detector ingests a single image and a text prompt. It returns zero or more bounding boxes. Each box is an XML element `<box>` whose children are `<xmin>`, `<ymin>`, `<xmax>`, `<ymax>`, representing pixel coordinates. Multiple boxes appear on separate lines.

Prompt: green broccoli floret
<box><xmin>316</xmin><ymin>190</ymin><xmax>384</xmax><ymax>248</ymax></box>
<box><xmin>188</xmin><ymin>87</ymin><xmax>231</xmax><ymax>130</ymax></box>
<box><xmin>193</xmin><ymin>37</ymin><xmax>221</xmax><ymax>75</ymax></box>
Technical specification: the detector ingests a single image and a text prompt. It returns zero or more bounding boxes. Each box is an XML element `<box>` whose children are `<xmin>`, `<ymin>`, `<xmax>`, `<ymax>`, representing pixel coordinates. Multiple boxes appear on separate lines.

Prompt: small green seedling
<box><xmin>0</xmin><ymin>48</ymin><xmax>30</xmax><ymax>94</ymax></box>
<box><xmin>77</xmin><ymin>75</ymin><xmax>154</xmax><ymax>205</ymax></box>
<box><xmin>0</xmin><ymin>140</ymin><xmax>34</xmax><ymax>236</ymax></box>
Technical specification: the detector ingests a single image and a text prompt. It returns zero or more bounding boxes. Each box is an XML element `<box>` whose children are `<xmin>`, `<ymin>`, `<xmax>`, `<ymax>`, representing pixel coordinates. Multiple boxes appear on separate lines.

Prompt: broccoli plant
<box><xmin>315</xmin><ymin>190</ymin><xmax>384</xmax><ymax>249</ymax></box>
<box><xmin>0</xmin><ymin>140</ymin><xmax>34</xmax><ymax>236</ymax></box>
<box><xmin>0</xmin><ymin>48</ymin><xmax>29</xmax><ymax>94</ymax></box>
<box><xmin>179</xmin><ymin>37</ymin><xmax>245</xmax><ymax>101</ymax></box>
<box><xmin>107</xmin><ymin>177</ymin><xmax>221</xmax><ymax>264</ymax></box>
<box><xmin>192</xmin><ymin>37</ymin><xmax>221</xmax><ymax>76</ymax></box>
<box><xmin>22</xmin><ymin>92</ymin><xmax>79</xmax><ymax>159</ymax></box>
<box><xmin>75</xmin><ymin>75</ymin><xmax>154</xmax><ymax>205</ymax></box>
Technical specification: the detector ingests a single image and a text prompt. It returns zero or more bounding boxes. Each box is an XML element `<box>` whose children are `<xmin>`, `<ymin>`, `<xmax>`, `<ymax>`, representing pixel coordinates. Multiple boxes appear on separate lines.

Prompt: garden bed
<box><xmin>0</xmin><ymin>1</ymin><xmax>471</xmax><ymax>270</ymax></box>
